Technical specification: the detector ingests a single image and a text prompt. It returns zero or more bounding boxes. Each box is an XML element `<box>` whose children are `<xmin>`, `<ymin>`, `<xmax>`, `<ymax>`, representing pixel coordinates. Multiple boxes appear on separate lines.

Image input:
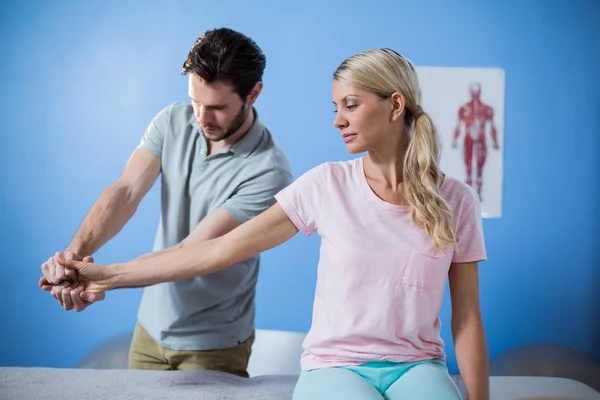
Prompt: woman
<box><xmin>53</xmin><ymin>48</ymin><xmax>489</xmax><ymax>399</ymax></box>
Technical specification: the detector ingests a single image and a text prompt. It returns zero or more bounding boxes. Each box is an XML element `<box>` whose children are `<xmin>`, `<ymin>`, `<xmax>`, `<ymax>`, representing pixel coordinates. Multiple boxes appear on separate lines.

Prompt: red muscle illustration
<box><xmin>452</xmin><ymin>83</ymin><xmax>499</xmax><ymax>198</ymax></box>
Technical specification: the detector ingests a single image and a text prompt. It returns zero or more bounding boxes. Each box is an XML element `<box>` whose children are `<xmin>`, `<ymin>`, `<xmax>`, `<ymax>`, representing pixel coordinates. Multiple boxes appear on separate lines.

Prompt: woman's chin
<box><xmin>344</xmin><ymin>142</ymin><xmax>365</xmax><ymax>154</ymax></box>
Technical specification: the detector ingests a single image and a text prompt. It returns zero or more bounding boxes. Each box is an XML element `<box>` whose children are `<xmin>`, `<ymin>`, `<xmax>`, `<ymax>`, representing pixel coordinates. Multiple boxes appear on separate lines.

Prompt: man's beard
<box><xmin>203</xmin><ymin>103</ymin><xmax>248</xmax><ymax>142</ymax></box>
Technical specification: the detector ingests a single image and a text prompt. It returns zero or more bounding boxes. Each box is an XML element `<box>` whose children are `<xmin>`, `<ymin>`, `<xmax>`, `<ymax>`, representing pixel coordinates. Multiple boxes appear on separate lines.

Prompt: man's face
<box><xmin>188</xmin><ymin>75</ymin><xmax>248</xmax><ymax>142</ymax></box>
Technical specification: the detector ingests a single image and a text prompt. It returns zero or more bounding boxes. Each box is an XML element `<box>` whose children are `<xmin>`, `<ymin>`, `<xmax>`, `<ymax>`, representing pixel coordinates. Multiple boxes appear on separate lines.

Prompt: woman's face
<box><xmin>332</xmin><ymin>79</ymin><xmax>400</xmax><ymax>154</ymax></box>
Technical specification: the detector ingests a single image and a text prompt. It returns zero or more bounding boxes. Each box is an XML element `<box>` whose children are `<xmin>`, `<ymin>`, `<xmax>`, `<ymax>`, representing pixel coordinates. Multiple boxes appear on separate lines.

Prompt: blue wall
<box><xmin>1</xmin><ymin>0</ymin><xmax>598</xmax><ymax>374</ymax></box>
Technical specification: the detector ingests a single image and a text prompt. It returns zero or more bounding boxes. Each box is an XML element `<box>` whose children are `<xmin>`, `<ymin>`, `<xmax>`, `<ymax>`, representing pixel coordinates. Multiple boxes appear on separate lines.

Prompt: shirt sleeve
<box><xmin>274</xmin><ymin>163</ymin><xmax>328</xmax><ymax>236</ymax></box>
<box><xmin>452</xmin><ymin>189</ymin><xmax>487</xmax><ymax>264</ymax></box>
<box><xmin>221</xmin><ymin>168</ymin><xmax>294</xmax><ymax>223</ymax></box>
<box><xmin>137</xmin><ymin>105</ymin><xmax>172</xmax><ymax>157</ymax></box>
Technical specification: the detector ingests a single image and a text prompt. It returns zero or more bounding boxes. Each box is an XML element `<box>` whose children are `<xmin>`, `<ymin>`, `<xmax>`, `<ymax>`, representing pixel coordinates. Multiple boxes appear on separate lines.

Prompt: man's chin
<box><xmin>203</xmin><ymin>131</ymin><xmax>225</xmax><ymax>142</ymax></box>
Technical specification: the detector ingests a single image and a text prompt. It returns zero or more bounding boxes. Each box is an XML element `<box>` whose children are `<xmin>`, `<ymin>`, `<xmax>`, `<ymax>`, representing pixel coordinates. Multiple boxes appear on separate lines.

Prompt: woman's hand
<box><xmin>55</xmin><ymin>255</ymin><xmax>115</xmax><ymax>294</ymax></box>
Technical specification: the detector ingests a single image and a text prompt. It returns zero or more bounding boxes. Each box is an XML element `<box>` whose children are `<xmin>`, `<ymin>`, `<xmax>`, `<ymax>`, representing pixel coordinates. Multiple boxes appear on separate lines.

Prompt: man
<box><xmin>39</xmin><ymin>27</ymin><xmax>293</xmax><ymax>376</ymax></box>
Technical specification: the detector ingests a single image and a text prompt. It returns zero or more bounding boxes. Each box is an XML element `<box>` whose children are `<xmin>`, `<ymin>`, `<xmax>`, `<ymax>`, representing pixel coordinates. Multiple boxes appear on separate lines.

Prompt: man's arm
<box><xmin>132</xmin><ymin>207</ymin><xmax>244</xmax><ymax>262</ymax></box>
<box><xmin>40</xmin><ymin>104</ymin><xmax>172</xmax><ymax>312</ymax></box>
<box><xmin>61</xmin><ymin>164</ymin><xmax>295</xmax><ymax>295</ymax></box>
<box><xmin>67</xmin><ymin>148</ymin><xmax>161</xmax><ymax>256</ymax></box>
<box><xmin>63</xmin><ymin>206</ymin><xmax>243</xmax><ymax>303</ymax></box>
<box><xmin>69</xmin><ymin>205</ymin><xmax>251</xmax><ymax>303</ymax></box>
<box><xmin>41</xmin><ymin>148</ymin><xmax>161</xmax><ymax>286</ymax></box>
<box><xmin>127</xmin><ymin>164</ymin><xmax>292</xmax><ymax>265</ymax></box>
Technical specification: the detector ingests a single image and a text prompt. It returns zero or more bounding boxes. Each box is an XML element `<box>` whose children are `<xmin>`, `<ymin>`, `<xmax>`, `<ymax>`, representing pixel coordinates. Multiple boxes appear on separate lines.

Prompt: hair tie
<box><xmin>412</xmin><ymin>105</ymin><xmax>424</xmax><ymax>120</ymax></box>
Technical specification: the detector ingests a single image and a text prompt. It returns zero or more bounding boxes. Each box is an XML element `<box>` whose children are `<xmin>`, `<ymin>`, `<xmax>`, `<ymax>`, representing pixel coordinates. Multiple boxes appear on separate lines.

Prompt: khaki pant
<box><xmin>128</xmin><ymin>322</ymin><xmax>254</xmax><ymax>377</ymax></box>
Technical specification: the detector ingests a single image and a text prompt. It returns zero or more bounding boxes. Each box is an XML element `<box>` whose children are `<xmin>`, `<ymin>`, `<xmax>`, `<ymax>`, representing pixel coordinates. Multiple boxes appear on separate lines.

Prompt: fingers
<box><xmin>48</xmin><ymin>251</ymin><xmax>84</xmax><ymax>283</ymax></box>
<box><xmin>41</xmin><ymin>252</ymin><xmax>94</xmax><ymax>285</ymax></box>
<box><xmin>51</xmin><ymin>281</ymin><xmax>71</xmax><ymax>307</ymax></box>
<box><xmin>81</xmin><ymin>291</ymin><xmax>106</xmax><ymax>303</ymax></box>
<box><xmin>40</xmin><ymin>252</ymin><xmax>99</xmax><ymax>311</ymax></box>
<box><xmin>39</xmin><ymin>276</ymin><xmax>53</xmax><ymax>291</ymax></box>
<box><xmin>65</xmin><ymin>255</ymin><xmax>94</xmax><ymax>280</ymax></box>
<box><xmin>61</xmin><ymin>282</ymin><xmax>76</xmax><ymax>311</ymax></box>
<box><xmin>57</xmin><ymin>281</ymin><xmax>101</xmax><ymax>312</ymax></box>
<box><xmin>55</xmin><ymin>256</ymin><xmax>86</xmax><ymax>271</ymax></box>
<box><xmin>70</xmin><ymin>282</ymin><xmax>89</xmax><ymax>312</ymax></box>
<box><xmin>53</xmin><ymin>252</ymin><xmax>66</xmax><ymax>283</ymax></box>
<box><xmin>62</xmin><ymin>251</ymin><xmax>82</xmax><ymax>279</ymax></box>
<box><xmin>64</xmin><ymin>267</ymin><xmax>77</xmax><ymax>279</ymax></box>
<box><xmin>55</xmin><ymin>258</ymin><xmax>110</xmax><ymax>288</ymax></box>
<box><xmin>41</xmin><ymin>258</ymin><xmax>53</xmax><ymax>285</ymax></box>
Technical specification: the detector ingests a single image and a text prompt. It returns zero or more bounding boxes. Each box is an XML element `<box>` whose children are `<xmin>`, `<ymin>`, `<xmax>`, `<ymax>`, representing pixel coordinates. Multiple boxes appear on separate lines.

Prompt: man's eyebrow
<box><xmin>188</xmin><ymin>96</ymin><xmax>227</xmax><ymax>108</ymax></box>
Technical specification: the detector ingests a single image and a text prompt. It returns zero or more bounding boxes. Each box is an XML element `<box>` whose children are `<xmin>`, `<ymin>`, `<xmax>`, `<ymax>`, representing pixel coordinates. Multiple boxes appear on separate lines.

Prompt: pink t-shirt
<box><xmin>274</xmin><ymin>157</ymin><xmax>486</xmax><ymax>371</ymax></box>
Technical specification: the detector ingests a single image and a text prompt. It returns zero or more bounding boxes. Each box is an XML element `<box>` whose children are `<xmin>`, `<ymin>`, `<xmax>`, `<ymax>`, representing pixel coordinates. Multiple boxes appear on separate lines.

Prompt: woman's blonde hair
<box><xmin>333</xmin><ymin>48</ymin><xmax>456</xmax><ymax>250</ymax></box>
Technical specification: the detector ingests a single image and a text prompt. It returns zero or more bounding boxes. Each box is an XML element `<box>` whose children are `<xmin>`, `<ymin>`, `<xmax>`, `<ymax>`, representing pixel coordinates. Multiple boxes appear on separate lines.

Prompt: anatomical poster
<box><xmin>416</xmin><ymin>66</ymin><xmax>505</xmax><ymax>218</ymax></box>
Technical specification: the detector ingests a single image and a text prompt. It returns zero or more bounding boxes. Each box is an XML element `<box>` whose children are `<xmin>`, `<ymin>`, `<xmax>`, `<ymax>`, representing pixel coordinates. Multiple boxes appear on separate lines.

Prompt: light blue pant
<box><xmin>293</xmin><ymin>359</ymin><xmax>462</xmax><ymax>400</ymax></box>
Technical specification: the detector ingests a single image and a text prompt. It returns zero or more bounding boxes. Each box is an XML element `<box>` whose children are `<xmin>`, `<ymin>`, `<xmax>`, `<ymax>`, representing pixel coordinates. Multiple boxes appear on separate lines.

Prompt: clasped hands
<box><xmin>39</xmin><ymin>252</ymin><xmax>111</xmax><ymax>312</ymax></box>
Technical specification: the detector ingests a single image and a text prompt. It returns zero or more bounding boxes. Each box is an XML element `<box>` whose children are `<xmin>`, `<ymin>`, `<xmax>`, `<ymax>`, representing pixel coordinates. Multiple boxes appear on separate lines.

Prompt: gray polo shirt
<box><xmin>135</xmin><ymin>102</ymin><xmax>292</xmax><ymax>351</ymax></box>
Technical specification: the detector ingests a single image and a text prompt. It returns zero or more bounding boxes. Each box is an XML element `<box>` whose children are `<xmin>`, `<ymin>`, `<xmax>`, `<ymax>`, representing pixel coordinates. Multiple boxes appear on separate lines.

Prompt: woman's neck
<box><xmin>364</xmin><ymin>133</ymin><xmax>410</xmax><ymax>191</ymax></box>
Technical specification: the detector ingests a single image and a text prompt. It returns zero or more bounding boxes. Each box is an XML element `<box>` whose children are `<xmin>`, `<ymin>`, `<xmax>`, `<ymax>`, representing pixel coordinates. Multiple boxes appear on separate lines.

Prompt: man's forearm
<box><xmin>453</xmin><ymin>317</ymin><xmax>490</xmax><ymax>400</ymax></box>
<box><xmin>66</xmin><ymin>182</ymin><xmax>140</xmax><ymax>256</ymax></box>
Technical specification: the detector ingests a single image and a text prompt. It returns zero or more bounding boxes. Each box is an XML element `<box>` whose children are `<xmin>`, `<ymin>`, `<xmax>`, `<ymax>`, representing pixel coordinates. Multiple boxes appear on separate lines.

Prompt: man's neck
<box><xmin>208</xmin><ymin>109</ymin><xmax>255</xmax><ymax>155</ymax></box>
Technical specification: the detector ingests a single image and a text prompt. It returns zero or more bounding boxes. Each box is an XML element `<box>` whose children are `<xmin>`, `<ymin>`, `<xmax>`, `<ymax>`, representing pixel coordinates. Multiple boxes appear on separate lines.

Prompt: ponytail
<box><xmin>403</xmin><ymin>107</ymin><xmax>456</xmax><ymax>250</ymax></box>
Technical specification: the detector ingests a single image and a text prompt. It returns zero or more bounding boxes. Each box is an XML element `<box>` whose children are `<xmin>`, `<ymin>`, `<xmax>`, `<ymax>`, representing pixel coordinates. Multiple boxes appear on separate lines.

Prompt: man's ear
<box><xmin>245</xmin><ymin>81</ymin><xmax>263</xmax><ymax>106</ymax></box>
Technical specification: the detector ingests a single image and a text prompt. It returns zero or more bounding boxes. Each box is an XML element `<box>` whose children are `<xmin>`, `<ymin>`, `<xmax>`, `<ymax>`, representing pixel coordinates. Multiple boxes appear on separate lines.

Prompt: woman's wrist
<box><xmin>107</xmin><ymin>262</ymin><xmax>127</xmax><ymax>289</ymax></box>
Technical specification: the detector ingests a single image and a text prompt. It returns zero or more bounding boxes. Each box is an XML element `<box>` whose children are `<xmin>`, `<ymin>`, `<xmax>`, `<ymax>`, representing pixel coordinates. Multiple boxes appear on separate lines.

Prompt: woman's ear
<box><xmin>390</xmin><ymin>92</ymin><xmax>405</xmax><ymax>122</ymax></box>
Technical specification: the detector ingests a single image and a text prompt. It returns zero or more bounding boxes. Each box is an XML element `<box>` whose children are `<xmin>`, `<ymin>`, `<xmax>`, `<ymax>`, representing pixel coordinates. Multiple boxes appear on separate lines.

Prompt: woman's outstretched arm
<box><xmin>56</xmin><ymin>203</ymin><xmax>298</xmax><ymax>293</ymax></box>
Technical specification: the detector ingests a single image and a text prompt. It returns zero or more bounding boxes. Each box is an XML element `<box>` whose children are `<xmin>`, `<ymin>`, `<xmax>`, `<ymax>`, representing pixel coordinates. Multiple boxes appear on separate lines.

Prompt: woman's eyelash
<box><xmin>333</xmin><ymin>104</ymin><xmax>357</xmax><ymax>113</ymax></box>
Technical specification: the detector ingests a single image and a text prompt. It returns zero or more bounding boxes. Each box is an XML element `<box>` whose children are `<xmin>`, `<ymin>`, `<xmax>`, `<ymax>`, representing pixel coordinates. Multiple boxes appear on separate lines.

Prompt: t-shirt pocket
<box><xmin>401</xmin><ymin>247</ymin><xmax>452</xmax><ymax>291</ymax></box>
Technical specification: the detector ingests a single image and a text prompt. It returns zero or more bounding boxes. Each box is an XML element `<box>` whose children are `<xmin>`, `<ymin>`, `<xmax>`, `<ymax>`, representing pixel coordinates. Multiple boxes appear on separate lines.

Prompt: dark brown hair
<box><xmin>182</xmin><ymin>28</ymin><xmax>266</xmax><ymax>100</ymax></box>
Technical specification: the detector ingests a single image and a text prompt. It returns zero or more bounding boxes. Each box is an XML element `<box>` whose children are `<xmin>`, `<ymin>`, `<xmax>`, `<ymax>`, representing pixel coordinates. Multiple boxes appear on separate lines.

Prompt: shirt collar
<box><xmin>229</xmin><ymin>108</ymin><xmax>264</xmax><ymax>158</ymax></box>
<box><xmin>190</xmin><ymin>107</ymin><xmax>264</xmax><ymax>158</ymax></box>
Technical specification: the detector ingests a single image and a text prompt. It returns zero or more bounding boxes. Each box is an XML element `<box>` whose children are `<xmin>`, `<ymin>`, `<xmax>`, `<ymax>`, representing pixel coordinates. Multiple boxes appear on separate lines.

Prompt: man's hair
<box><xmin>182</xmin><ymin>28</ymin><xmax>266</xmax><ymax>100</ymax></box>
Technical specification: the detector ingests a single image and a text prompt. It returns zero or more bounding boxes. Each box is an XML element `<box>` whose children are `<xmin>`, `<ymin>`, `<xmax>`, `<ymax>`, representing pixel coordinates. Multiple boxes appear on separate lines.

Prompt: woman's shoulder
<box><xmin>300</xmin><ymin>158</ymin><xmax>361</xmax><ymax>180</ymax></box>
<box><xmin>439</xmin><ymin>174</ymin><xmax>481</xmax><ymax>210</ymax></box>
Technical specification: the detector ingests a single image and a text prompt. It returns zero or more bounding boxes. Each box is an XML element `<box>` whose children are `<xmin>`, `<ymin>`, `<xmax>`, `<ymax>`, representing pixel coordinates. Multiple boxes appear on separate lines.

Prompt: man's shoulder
<box><xmin>157</xmin><ymin>101</ymin><xmax>194</xmax><ymax>125</ymax></box>
<box><xmin>248</xmin><ymin>126</ymin><xmax>292</xmax><ymax>174</ymax></box>
<box><xmin>148</xmin><ymin>102</ymin><xmax>195</xmax><ymax>148</ymax></box>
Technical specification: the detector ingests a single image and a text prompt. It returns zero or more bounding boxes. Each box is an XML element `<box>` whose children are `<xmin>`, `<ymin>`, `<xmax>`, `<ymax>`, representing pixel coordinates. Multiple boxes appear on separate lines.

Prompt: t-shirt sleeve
<box><xmin>452</xmin><ymin>189</ymin><xmax>487</xmax><ymax>264</ymax></box>
<box><xmin>137</xmin><ymin>105</ymin><xmax>172</xmax><ymax>157</ymax></box>
<box><xmin>274</xmin><ymin>163</ymin><xmax>328</xmax><ymax>236</ymax></box>
<box><xmin>222</xmin><ymin>168</ymin><xmax>294</xmax><ymax>223</ymax></box>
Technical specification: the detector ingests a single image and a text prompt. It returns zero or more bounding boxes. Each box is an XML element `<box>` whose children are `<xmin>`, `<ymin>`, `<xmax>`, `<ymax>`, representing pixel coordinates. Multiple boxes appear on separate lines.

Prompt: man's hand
<box><xmin>60</xmin><ymin>279</ymin><xmax>106</xmax><ymax>312</ymax></box>
<box><xmin>39</xmin><ymin>252</ymin><xmax>106</xmax><ymax>311</ymax></box>
<box><xmin>54</xmin><ymin>256</ymin><xmax>114</xmax><ymax>294</ymax></box>
<box><xmin>41</xmin><ymin>251</ymin><xmax>80</xmax><ymax>286</ymax></box>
